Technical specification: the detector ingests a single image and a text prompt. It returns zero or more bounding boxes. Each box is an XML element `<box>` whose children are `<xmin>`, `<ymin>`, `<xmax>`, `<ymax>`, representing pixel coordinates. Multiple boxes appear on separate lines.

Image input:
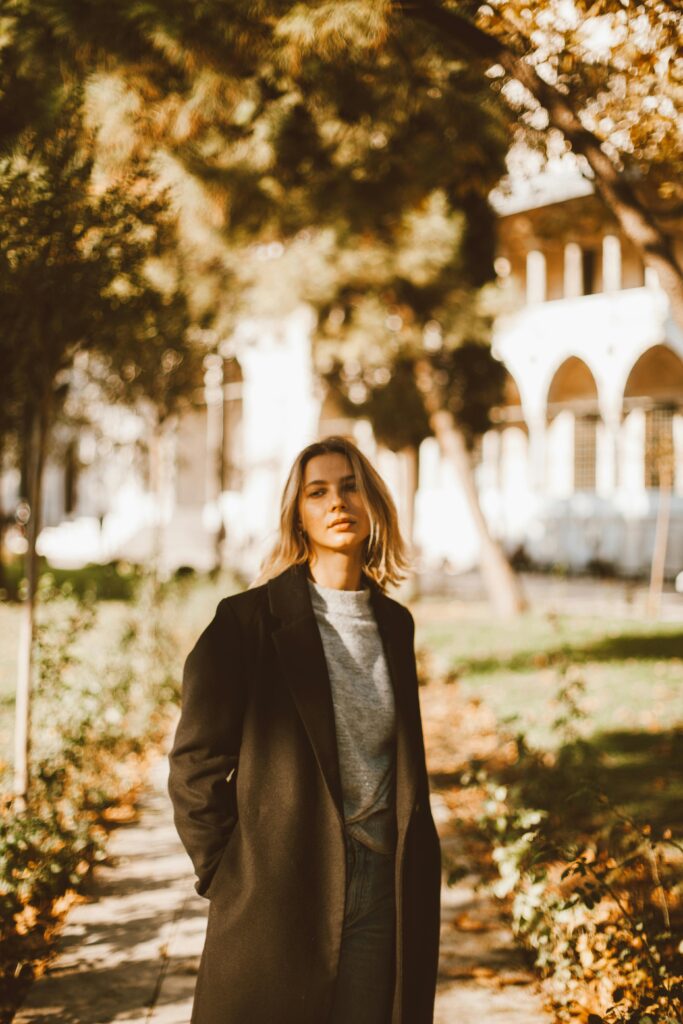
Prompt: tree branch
<box><xmin>395</xmin><ymin>0</ymin><xmax>683</xmax><ymax>329</ymax></box>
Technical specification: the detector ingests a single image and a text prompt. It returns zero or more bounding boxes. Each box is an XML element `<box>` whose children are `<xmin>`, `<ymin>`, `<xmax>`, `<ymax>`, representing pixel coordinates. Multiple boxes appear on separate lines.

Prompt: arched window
<box><xmin>644</xmin><ymin>408</ymin><xmax>674</xmax><ymax>489</ymax></box>
<box><xmin>547</xmin><ymin>356</ymin><xmax>600</xmax><ymax>492</ymax></box>
<box><xmin>489</xmin><ymin>371</ymin><xmax>528</xmax><ymax>491</ymax></box>
<box><xmin>574</xmin><ymin>414</ymin><xmax>599</xmax><ymax>491</ymax></box>
<box><xmin>624</xmin><ymin>345</ymin><xmax>683</xmax><ymax>490</ymax></box>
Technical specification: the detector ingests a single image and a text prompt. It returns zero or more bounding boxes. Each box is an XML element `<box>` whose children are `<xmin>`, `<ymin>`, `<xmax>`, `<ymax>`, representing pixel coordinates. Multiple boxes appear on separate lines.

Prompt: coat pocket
<box><xmin>204</xmin><ymin>823</ymin><xmax>239</xmax><ymax>900</ymax></box>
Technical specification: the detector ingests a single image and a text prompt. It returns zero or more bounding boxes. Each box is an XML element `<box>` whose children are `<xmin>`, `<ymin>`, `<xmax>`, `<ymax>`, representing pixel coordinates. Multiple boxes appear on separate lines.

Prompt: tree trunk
<box><xmin>403</xmin><ymin>1</ymin><xmax>683</xmax><ymax>331</ymax></box>
<box><xmin>430</xmin><ymin>409</ymin><xmax>528</xmax><ymax>618</ymax></box>
<box><xmin>148</xmin><ymin>416</ymin><xmax>165</xmax><ymax>590</ymax></box>
<box><xmin>646</xmin><ymin>464</ymin><xmax>672</xmax><ymax>621</ymax></box>
<box><xmin>396</xmin><ymin>444</ymin><xmax>420</xmax><ymax>600</ymax></box>
<box><xmin>204</xmin><ymin>355</ymin><xmax>225</xmax><ymax>576</ymax></box>
<box><xmin>0</xmin><ymin>435</ymin><xmax>6</xmax><ymax>595</ymax></box>
<box><xmin>397</xmin><ymin>444</ymin><xmax>419</xmax><ymax>553</ymax></box>
<box><xmin>13</xmin><ymin>396</ymin><xmax>49</xmax><ymax>808</ymax></box>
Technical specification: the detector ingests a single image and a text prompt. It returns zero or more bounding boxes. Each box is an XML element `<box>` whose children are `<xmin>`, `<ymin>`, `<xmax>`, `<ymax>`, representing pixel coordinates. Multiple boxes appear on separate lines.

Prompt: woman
<box><xmin>167</xmin><ymin>435</ymin><xmax>441</xmax><ymax>1024</ymax></box>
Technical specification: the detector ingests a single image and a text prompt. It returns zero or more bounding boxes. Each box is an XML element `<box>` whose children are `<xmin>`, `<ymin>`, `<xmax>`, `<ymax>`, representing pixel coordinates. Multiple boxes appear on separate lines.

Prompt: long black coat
<box><xmin>167</xmin><ymin>561</ymin><xmax>441</xmax><ymax>1024</ymax></box>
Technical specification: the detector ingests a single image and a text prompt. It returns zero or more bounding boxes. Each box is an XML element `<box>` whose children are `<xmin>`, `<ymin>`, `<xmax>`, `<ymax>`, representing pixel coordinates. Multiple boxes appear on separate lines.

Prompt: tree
<box><xmin>305</xmin><ymin>196</ymin><xmax>528</xmax><ymax>616</ymax></box>
<box><xmin>0</xmin><ymin>97</ymin><xmax>196</xmax><ymax>805</ymax></box>
<box><xmin>397</xmin><ymin>0</ymin><xmax>683</xmax><ymax>327</ymax></box>
<box><xmin>1</xmin><ymin>2</ymin><xmax>529</xmax><ymax>619</ymax></box>
<box><xmin>323</xmin><ymin>354</ymin><xmax>431</xmax><ymax>553</ymax></box>
<box><xmin>3</xmin><ymin>2</ymin><xmax>680</xmax><ymax>318</ymax></box>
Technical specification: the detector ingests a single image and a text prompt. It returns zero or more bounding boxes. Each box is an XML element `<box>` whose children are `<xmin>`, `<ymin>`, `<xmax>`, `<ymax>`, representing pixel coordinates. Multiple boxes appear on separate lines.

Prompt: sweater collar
<box><xmin>267</xmin><ymin>561</ymin><xmax>383</xmax><ymax>624</ymax></box>
<box><xmin>306</xmin><ymin>575</ymin><xmax>372</xmax><ymax>617</ymax></box>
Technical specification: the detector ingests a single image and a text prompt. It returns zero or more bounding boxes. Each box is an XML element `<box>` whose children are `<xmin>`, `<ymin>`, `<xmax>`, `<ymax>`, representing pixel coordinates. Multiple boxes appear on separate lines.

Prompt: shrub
<box><xmin>0</xmin><ymin>572</ymin><xmax>182</xmax><ymax>1017</ymax></box>
<box><xmin>0</xmin><ymin>558</ymin><xmax>142</xmax><ymax>603</ymax></box>
<box><xmin>465</xmin><ymin>661</ymin><xmax>683</xmax><ymax>1023</ymax></box>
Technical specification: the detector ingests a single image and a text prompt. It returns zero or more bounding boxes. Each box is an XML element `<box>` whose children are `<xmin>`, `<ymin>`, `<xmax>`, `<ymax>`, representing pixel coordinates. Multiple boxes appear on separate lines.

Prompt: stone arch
<box><xmin>490</xmin><ymin>370</ymin><xmax>528</xmax><ymax>431</ymax></box>
<box><xmin>486</xmin><ymin>370</ymin><xmax>529</xmax><ymax>492</ymax></box>
<box><xmin>623</xmin><ymin>344</ymin><xmax>683</xmax><ymax>406</ymax></box>
<box><xmin>547</xmin><ymin>356</ymin><xmax>599</xmax><ymax>418</ymax></box>
<box><xmin>547</xmin><ymin>356</ymin><xmax>600</xmax><ymax>492</ymax></box>
<box><xmin>623</xmin><ymin>344</ymin><xmax>683</xmax><ymax>489</ymax></box>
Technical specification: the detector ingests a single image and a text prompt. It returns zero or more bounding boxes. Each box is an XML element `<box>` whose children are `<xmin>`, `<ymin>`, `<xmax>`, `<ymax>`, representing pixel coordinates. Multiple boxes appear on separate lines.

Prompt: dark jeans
<box><xmin>328</xmin><ymin>831</ymin><xmax>396</xmax><ymax>1024</ymax></box>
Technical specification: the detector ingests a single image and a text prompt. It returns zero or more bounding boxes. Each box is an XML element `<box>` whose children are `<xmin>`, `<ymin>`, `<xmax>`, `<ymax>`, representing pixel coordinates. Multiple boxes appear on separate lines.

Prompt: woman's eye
<box><xmin>344</xmin><ymin>481</ymin><xmax>357</xmax><ymax>491</ymax></box>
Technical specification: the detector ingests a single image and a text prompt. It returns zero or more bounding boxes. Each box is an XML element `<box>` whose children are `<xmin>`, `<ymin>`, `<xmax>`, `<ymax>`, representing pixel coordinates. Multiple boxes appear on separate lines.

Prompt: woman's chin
<box><xmin>315</xmin><ymin>534</ymin><xmax>368</xmax><ymax>555</ymax></box>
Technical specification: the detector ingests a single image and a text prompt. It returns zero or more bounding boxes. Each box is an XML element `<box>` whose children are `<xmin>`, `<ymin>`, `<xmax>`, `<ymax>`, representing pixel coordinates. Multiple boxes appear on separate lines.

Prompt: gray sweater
<box><xmin>307</xmin><ymin>577</ymin><xmax>397</xmax><ymax>854</ymax></box>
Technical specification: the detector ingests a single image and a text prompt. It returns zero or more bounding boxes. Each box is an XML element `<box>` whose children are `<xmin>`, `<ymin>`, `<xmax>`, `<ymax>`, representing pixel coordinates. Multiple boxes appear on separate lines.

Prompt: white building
<box><xmin>480</xmin><ymin>188</ymin><xmax>683</xmax><ymax>580</ymax></box>
<box><xmin>6</xmin><ymin>187</ymin><xmax>683</xmax><ymax>583</ymax></box>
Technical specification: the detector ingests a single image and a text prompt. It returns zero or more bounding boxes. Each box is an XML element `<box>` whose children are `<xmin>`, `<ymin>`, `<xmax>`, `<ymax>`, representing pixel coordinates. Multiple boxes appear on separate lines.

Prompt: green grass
<box><xmin>4</xmin><ymin>585</ymin><xmax>680</xmax><ymax>823</ymax></box>
<box><xmin>414</xmin><ymin>606</ymin><xmax>683</xmax><ymax>748</ymax></box>
<box><xmin>413</xmin><ymin>602</ymin><xmax>683</xmax><ymax>829</ymax></box>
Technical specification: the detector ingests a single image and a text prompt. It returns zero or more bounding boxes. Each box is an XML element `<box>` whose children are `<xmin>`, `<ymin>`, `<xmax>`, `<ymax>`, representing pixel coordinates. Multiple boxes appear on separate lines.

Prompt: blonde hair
<box><xmin>251</xmin><ymin>435</ymin><xmax>411</xmax><ymax>592</ymax></box>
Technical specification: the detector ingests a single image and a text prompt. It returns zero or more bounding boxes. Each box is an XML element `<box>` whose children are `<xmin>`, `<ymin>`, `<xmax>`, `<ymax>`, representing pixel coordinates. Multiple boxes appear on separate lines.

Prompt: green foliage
<box><xmin>323</xmin><ymin>354</ymin><xmax>431</xmax><ymax>451</ymax></box>
<box><xmin>0</xmin><ymin>1</ymin><xmax>516</xmax><ymax>490</ymax></box>
<box><xmin>0</xmin><ymin>574</ymin><xmax>182</xmax><ymax>1003</ymax></box>
<box><xmin>1</xmin><ymin>2</ymin><xmax>511</xmax><ymax>233</ymax></box>
<box><xmin>0</xmin><ymin>558</ymin><xmax>142</xmax><ymax>603</ymax></box>
<box><xmin>0</xmin><ymin>96</ymin><xmax>178</xmax><ymax>392</ymax></box>
<box><xmin>465</xmin><ymin>658</ymin><xmax>683</xmax><ymax>1022</ymax></box>
<box><xmin>422</xmin><ymin>341</ymin><xmax>508</xmax><ymax>448</ymax></box>
<box><xmin>478</xmin><ymin>0</ymin><xmax>681</xmax><ymax>208</ymax></box>
<box><xmin>323</xmin><ymin>340</ymin><xmax>507</xmax><ymax>451</ymax></box>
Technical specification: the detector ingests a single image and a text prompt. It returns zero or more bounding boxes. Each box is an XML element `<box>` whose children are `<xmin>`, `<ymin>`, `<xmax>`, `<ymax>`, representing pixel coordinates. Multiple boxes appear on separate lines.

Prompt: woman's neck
<box><xmin>306</xmin><ymin>553</ymin><xmax>365</xmax><ymax>591</ymax></box>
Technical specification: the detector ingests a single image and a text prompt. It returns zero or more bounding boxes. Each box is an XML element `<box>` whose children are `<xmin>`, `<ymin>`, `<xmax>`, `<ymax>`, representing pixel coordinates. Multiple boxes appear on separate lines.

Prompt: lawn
<box><xmin>2</xmin><ymin>581</ymin><xmax>681</xmax><ymax>809</ymax></box>
<box><xmin>412</xmin><ymin>600</ymin><xmax>683</xmax><ymax>832</ymax></box>
<box><xmin>412</xmin><ymin>601</ymin><xmax>683</xmax><ymax>746</ymax></box>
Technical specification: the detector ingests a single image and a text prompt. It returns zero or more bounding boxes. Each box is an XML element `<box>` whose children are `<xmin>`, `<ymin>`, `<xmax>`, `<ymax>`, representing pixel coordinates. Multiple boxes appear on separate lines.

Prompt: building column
<box><xmin>602</xmin><ymin>235</ymin><xmax>621</xmax><ymax>292</ymax></box>
<box><xmin>599</xmin><ymin>412</ymin><xmax>621</xmax><ymax>496</ymax></box>
<box><xmin>527</xmin><ymin>414</ymin><xmax>547</xmax><ymax>495</ymax></box>
<box><xmin>564</xmin><ymin>242</ymin><xmax>583</xmax><ymax>298</ymax></box>
<box><xmin>203</xmin><ymin>353</ymin><xmax>225</xmax><ymax>569</ymax></box>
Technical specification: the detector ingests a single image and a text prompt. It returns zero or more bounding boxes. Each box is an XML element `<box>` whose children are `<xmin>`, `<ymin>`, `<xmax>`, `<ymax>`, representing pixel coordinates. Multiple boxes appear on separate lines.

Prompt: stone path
<box><xmin>13</xmin><ymin>750</ymin><xmax>205</xmax><ymax>1024</ymax></box>
<box><xmin>14</xmin><ymin>739</ymin><xmax>554</xmax><ymax>1024</ymax></box>
<box><xmin>433</xmin><ymin>817</ymin><xmax>553</xmax><ymax>1023</ymax></box>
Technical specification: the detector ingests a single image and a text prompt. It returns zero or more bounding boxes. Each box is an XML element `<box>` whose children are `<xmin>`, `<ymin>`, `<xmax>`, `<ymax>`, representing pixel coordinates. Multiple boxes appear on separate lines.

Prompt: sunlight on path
<box><xmin>14</xmin><ymin>750</ymin><xmax>205</xmax><ymax>1024</ymax></box>
<box><xmin>15</xmin><ymin>733</ymin><xmax>553</xmax><ymax>1023</ymax></box>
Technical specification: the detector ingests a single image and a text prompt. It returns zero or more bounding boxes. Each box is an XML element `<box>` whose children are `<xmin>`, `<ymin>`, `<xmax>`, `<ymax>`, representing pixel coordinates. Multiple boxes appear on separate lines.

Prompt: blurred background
<box><xmin>0</xmin><ymin>3</ymin><xmax>681</xmax><ymax>1022</ymax></box>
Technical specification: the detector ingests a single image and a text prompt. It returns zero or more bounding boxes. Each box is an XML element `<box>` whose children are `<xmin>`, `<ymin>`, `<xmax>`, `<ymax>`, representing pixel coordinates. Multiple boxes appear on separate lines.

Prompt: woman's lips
<box><xmin>329</xmin><ymin>519</ymin><xmax>355</xmax><ymax>529</ymax></box>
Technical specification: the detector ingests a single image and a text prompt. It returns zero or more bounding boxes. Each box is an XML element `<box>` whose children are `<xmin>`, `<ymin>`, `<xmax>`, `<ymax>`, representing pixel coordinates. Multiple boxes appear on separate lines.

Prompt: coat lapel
<box><xmin>266</xmin><ymin>563</ymin><xmax>420</xmax><ymax>838</ymax></box>
<box><xmin>366</xmin><ymin>582</ymin><xmax>420</xmax><ymax>838</ymax></box>
<box><xmin>268</xmin><ymin>563</ymin><xmax>345</xmax><ymax>824</ymax></box>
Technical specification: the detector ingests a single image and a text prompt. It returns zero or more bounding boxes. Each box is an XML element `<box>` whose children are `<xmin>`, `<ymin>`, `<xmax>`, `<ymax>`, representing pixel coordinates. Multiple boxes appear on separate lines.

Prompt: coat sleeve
<box><xmin>167</xmin><ymin>598</ymin><xmax>247</xmax><ymax>898</ymax></box>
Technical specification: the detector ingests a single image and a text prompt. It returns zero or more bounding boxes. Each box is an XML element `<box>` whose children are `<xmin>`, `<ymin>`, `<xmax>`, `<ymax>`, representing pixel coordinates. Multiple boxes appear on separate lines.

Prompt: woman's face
<box><xmin>299</xmin><ymin>453</ymin><xmax>371</xmax><ymax>559</ymax></box>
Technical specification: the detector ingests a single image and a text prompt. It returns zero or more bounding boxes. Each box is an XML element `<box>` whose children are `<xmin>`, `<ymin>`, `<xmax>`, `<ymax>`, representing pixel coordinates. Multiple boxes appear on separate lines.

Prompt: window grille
<box><xmin>574</xmin><ymin>415</ymin><xmax>597</xmax><ymax>491</ymax></box>
<box><xmin>644</xmin><ymin>407</ymin><xmax>674</xmax><ymax>488</ymax></box>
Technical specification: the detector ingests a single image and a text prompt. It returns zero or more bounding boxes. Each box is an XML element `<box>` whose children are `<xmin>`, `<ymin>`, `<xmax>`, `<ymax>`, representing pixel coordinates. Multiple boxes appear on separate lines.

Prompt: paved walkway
<box><xmin>14</xmin><ymin>743</ymin><xmax>553</xmax><ymax>1024</ymax></box>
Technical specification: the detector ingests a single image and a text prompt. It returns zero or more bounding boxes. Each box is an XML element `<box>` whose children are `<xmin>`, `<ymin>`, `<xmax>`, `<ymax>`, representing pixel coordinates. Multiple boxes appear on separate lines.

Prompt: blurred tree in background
<box><xmin>1</xmin><ymin>0</ymin><xmax>524</xmax><ymax>610</ymax></box>
<box><xmin>0</xmin><ymin>93</ymin><xmax>200</xmax><ymax>804</ymax></box>
<box><xmin>402</xmin><ymin>0</ymin><xmax>683</xmax><ymax>326</ymax></box>
<box><xmin>3</xmin><ymin>0</ymin><xmax>679</xmax><ymax>797</ymax></box>
<box><xmin>3</xmin><ymin>1</ymin><xmax>677</xmax><ymax>318</ymax></box>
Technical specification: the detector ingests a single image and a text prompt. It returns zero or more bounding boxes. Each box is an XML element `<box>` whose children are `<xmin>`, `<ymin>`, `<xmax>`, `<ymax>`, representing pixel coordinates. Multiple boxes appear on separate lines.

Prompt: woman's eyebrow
<box><xmin>304</xmin><ymin>474</ymin><xmax>356</xmax><ymax>487</ymax></box>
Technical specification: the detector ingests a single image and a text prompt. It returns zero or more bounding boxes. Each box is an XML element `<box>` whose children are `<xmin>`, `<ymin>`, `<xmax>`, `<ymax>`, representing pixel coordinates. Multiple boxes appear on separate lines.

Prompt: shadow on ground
<box><xmin>449</xmin><ymin>629</ymin><xmax>683</xmax><ymax>678</ymax></box>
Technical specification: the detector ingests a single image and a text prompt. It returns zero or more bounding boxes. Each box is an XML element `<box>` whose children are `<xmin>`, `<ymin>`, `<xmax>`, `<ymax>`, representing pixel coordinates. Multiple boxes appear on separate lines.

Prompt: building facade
<box><xmin>479</xmin><ymin>191</ymin><xmax>683</xmax><ymax>579</ymax></box>
<box><xmin>6</xmin><ymin>191</ymin><xmax>682</xmax><ymax>583</ymax></box>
